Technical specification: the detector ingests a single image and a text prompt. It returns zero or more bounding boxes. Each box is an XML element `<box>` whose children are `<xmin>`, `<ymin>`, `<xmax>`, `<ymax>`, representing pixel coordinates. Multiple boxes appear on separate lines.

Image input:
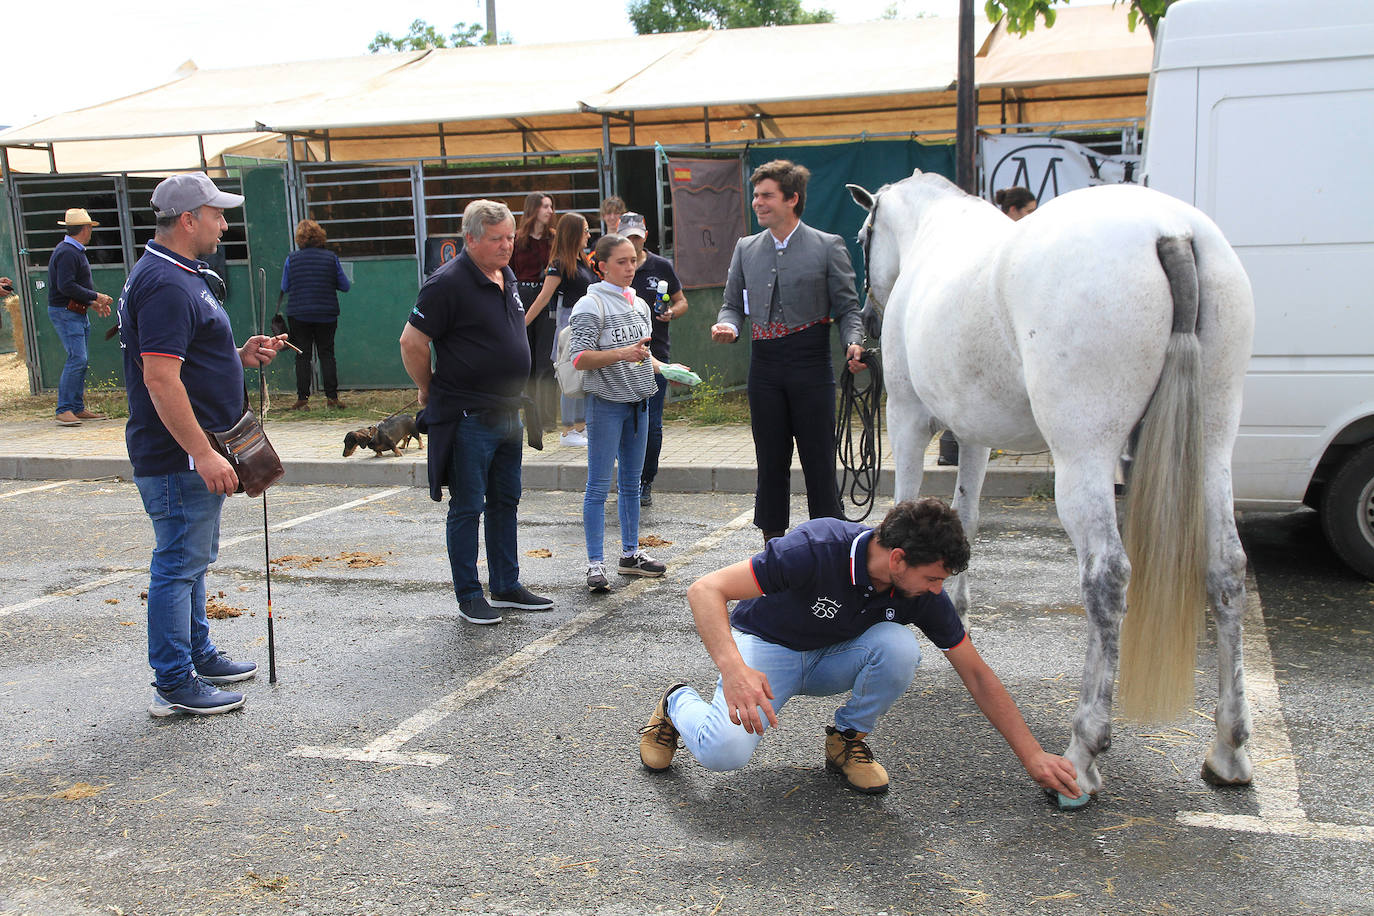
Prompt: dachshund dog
<box><xmin>342</xmin><ymin>414</ymin><xmax>423</xmax><ymax>458</ymax></box>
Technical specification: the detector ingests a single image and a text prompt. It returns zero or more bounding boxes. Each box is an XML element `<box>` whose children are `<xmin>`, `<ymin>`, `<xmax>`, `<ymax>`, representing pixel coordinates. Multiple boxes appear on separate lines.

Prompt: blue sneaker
<box><xmin>149</xmin><ymin>677</ymin><xmax>246</xmax><ymax>717</ymax></box>
<box><xmin>195</xmin><ymin>652</ymin><xmax>257</xmax><ymax>684</ymax></box>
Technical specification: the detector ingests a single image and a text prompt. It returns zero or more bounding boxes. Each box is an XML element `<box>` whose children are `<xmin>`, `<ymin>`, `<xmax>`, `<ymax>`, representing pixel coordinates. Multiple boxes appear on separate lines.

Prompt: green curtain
<box><xmin>747</xmin><ymin>139</ymin><xmax>955</xmax><ymax>292</ymax></box>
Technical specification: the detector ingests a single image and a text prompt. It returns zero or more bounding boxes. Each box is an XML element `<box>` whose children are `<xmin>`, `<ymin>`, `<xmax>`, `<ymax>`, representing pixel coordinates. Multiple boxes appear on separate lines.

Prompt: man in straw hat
<box><xmin>117</xmin><ymin>172</ymin><xmax>288</xmax><ymax>717</ymax></box>
<box><xmin>47</xmin><ymin>207</ymin><xmax>115</xmax><ymax>426</ymax></box>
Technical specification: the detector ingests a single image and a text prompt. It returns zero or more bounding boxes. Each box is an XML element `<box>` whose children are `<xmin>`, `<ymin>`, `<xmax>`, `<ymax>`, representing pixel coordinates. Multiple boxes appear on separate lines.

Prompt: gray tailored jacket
<box><xmin>716</xmin><ymin>221</ymin><xmax>864</xmax><ymax>348</ymax></box>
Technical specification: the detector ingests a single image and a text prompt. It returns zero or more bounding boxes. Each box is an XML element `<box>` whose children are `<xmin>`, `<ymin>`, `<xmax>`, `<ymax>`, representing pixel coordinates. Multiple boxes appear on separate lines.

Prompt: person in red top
<box><xmin>511</xmin><ymin>193</ymin><xmax>558</xmax><ymax>430</ymax></box>
<box><xmin>525</xmin><ymin>212</ymin><xmax>597</xmax><ymax>446</ymax></box>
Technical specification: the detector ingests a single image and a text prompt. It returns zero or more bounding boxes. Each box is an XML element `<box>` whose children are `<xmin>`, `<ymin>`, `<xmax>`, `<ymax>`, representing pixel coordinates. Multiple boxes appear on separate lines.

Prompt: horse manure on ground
<box><xmin>271</xmin><ymin>551</ymin><xmax>389</xmax><ymax>570</ymax></box>
<box><xmin>206</xmin><ymin>598</ymin><xmax>245</xmax><ymax>619</ymax></box>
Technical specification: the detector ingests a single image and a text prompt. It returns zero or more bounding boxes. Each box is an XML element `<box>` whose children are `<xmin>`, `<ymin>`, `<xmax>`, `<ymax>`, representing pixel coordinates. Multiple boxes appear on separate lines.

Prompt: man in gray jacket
<box><xmin>711</xmin><ymin>160</ymin><xmax>866</xmax><ymax>543</ymax></box>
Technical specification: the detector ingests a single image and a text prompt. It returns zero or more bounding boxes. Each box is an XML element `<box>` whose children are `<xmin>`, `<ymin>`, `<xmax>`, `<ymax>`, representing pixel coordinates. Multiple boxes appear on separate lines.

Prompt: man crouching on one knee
<box><xmin>640</xmin><ymin>498</ymin><xmax>1082</xmax><ymax>798</ymax></box>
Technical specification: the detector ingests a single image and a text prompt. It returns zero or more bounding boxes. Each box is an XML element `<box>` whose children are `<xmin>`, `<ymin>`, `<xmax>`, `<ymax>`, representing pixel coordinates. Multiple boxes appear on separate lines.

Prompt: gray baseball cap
<box><xmin>619</xmin><ymin>212</ymin><xmax>647</xmax><ymax>238</ymax></box>
<box><xmin>151</xmin><ymin>172</ymin><xmax>245</xmax><ymax>218</ymax></box>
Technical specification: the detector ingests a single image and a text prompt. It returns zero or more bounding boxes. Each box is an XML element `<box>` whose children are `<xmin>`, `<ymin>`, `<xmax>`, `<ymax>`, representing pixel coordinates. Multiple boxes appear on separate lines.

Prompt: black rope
<box><xmin>836</xmin><ymin>347</ymin><xmax>884</xmax><ymax>522</ymax></box>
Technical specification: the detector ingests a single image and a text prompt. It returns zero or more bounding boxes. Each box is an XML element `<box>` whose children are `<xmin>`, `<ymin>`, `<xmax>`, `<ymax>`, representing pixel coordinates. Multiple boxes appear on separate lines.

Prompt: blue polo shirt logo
<box><xmin>812</xmin><ymin>596</ymin><xmax>841</xmax><ymax>619</ymax></box>
<box><xmin>200</xmin><ymin>289</ymin><xmax>219</xmax><ymax>310</ymax></box>
<box><xmin>885</xmin><ymin>608</ymin><xmax>897</xmax><ymax>620</ymax></box>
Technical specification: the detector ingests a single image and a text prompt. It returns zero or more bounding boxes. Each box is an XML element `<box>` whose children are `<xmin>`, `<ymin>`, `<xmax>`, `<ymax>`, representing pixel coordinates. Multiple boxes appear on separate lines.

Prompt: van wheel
<box><xmin>1320</xmin><ymin>442</ymin><xmax>1374</xmax><ymax>580</ymax></box>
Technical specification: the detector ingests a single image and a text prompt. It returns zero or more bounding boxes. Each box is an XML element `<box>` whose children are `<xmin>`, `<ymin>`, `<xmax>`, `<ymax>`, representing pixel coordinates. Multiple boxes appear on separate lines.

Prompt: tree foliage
<box><xmin>368</xmin><ymin>19</ymin><xmax>509</xmax><ymax>53</ymax></box>
<box><xmin>628</xmin><ymin>0</ymin><xmax>835</xmax><ymax>34</ymax></box>
<box><xmin>984</xmin><ymin>0</ymin><xmax>1174</xmax><ymax>39</ymax></box>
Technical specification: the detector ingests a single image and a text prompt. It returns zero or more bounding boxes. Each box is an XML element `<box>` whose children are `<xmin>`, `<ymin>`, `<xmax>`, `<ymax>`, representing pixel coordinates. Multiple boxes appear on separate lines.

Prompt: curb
<box><xmin>0</xmin><ymin>453</ymin><xmax>1054</xmax><ymax>497</ymax></box>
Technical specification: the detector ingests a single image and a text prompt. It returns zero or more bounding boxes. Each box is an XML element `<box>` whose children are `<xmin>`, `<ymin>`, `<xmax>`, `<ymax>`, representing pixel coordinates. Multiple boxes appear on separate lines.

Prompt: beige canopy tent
<box><xmin>0</xmin><ymin>5</ymin><xmax>1151</xmax><ymax>175</ymax></box>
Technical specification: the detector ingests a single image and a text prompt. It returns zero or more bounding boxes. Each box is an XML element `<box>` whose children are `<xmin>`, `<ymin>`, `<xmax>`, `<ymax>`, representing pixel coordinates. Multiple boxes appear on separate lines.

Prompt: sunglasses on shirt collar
<box><xmin>199</xmin><ymin>267</ymin><xmax>226</xmax><ymax>303</ymax></box>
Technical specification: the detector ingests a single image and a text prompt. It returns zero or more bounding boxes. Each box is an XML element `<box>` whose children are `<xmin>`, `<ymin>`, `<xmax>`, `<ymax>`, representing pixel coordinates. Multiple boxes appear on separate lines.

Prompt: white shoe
<box><xmin>560</xmin><ymin>430</ymin><xmax>588</xmax><ymax>447</ymax></box>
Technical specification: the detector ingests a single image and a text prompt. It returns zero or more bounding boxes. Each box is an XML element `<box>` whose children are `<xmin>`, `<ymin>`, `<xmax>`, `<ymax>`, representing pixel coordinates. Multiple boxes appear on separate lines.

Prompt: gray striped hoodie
<box><xmin>569</xmin><ymin>280</ymin><xmax>659</xmax><ymax>403</ymax></box>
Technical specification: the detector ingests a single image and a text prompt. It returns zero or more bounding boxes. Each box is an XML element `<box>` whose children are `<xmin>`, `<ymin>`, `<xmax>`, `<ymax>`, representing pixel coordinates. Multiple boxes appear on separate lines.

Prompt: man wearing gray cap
<box><xmin>117</xmin><ymin>171</ymin><xmax>288</xmax><ymax>717</ymax></box>
<box><xmin>47</xmin><ymin>207</ymin><xmax>115</xmax><ymax>426</ymax></box>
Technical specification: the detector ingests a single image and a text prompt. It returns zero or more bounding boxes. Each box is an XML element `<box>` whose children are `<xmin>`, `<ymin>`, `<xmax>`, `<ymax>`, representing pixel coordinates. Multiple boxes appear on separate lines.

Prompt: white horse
<box><xmin>848</xmin><ymin>172</ymin><xmax>1256</xmax><ymax>808</ymax></box>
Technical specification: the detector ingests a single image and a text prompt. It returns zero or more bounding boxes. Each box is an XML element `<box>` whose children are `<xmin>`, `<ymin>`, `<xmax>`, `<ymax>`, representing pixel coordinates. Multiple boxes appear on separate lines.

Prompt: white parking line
<box><xmin>1175</xmin><ymin>570</ymin><xmax>1374</xmax><ymax>843</ymax></box>
<box><xmin>0</xmin><ymin>486</ymin><xmax>410</xmax><ymax>618</ymax></box>
<box><xmin>0</xmin><ymin>480</ymin><xmax>85</xmax><ymax>500</ymax></box>
<box><xmin>290</xmin><ymin>507</ymin><xmax>757</xmax><ymax>767</ymax></box>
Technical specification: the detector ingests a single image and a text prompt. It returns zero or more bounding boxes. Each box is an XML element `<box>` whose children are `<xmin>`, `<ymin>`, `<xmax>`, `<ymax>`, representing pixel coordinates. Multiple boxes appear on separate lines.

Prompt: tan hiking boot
<box><xmin>639</xmin><ymin>682</ymin><xmax>687</xmax><ymax>772</ymax></box>
<box><xmin>825</xmin><ymin>725</ymin><xmax>889</xmax><ymax>794</ymax></box>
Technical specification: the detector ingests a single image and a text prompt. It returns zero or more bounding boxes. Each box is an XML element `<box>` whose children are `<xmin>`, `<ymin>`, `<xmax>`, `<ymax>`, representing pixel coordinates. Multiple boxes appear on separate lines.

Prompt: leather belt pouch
<box><xmin>66</xmin><ymin>299</ymin><xmax>89</xmax><ymax>315</ymax></box>
<box><xmin>205</xmin><ymin>409</ymin><xmax>284</xmax><ymax>498</ymax></box>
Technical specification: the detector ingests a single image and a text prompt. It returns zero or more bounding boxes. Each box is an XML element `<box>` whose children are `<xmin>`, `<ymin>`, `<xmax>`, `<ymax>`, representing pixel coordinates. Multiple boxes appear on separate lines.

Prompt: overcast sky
<box><xmin>2</xmin><ymin>0</ymin><xmax>975</xmax><ymax>129</ymax></box>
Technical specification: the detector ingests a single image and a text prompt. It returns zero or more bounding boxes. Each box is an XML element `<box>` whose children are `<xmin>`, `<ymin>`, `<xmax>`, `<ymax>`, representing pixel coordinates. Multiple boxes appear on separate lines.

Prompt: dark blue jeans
<box><xmin>641</xmin><ymin>373</ymin><xmax>669</xmax><ymax>487</ymax></box>
<box><xmin>445</xmin><ymin>411</ymin><xmax>524</xmax><ymax>602</ymax></box>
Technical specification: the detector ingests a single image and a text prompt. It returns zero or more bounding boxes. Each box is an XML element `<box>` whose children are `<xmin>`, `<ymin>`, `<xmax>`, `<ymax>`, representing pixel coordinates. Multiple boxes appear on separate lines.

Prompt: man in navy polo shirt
<box><xmin>118</xmin><ymin>172</ymin><xmax>287</xmax><ymax>717</ymax></box>
<box><xmin>639</xmin><ymin>498</ymin><xmax>1082</xmax><ymax>799</ymax></box>
<box><xmin>621</xmin><ymin>212</ymin><xmax>689</xmax><ymax>509</ymax></box>
<box><xmin>400</xmin><ymin>199</ymin><xmax>553</xmax><ymax>626</ymax></box>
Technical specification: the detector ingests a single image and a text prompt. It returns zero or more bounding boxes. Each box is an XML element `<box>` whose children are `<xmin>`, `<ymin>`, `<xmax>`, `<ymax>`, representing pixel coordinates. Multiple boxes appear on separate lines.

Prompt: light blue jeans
<box><xmin>134</xmin><ymin>471</ymin><xmax>226</xmax><ymax>689</ymax></box>
<box><xmin>584</xmin><ymin>394</ymin><xmax>649</xmax><ymax>564</ymax></box>
<box><xmin>48</xmin><ymin>306</ymin><xmax>90</xmax><ymax>415</ymax></box>
<box><xmin>667</xmin><ymin>623</ymin><xmax>922</xmax><ymax>771</ymax></box>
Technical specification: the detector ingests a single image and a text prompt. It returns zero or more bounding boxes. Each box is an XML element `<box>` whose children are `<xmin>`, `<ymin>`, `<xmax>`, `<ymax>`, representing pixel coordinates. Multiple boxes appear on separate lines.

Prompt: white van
<box><xmin>1142</xmin><ymin>0</ymin><xmax>1374</xmax><ymax>577</ymax></box>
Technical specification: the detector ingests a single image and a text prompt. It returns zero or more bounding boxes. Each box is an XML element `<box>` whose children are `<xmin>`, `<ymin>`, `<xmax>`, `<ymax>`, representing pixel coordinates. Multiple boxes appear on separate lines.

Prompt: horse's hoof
<box><xmin>1201</xmin><ymin>761</ymin><xmax>1253</xmax><ymax>787</ymax></box>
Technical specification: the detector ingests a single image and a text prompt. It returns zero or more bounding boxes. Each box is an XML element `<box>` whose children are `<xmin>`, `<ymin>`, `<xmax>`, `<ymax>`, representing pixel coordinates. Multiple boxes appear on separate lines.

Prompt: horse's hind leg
<box><xmin>1201</xmin><ymin>458</ymin><xmax>1253</xmax><ymax>785</ymax></box>
<box><xmin>1053</xmin><ymin>455</ymin><xmax>1130</xmax><ymax>805</ymax></box>
<box><xmin>948</xmin><ymin>444</ymin><xmax>992</xmax><ymax>618</ymax></box>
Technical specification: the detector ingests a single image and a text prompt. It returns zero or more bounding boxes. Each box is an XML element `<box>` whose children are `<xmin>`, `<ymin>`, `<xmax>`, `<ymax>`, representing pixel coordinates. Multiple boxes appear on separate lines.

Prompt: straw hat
<box><xmin>57</xmin><ymin>208</ymin><xmax>100</xmax><ymax>227</ymax></box>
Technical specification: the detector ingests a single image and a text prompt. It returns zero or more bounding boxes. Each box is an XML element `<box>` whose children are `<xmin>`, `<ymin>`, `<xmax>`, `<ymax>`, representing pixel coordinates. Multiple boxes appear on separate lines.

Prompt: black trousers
<box><xmin>288</xmin><ymin>317</ymin><xmax>339</xmax><ymax>400</ymax></box>
<box><xmin>525</xmin><ymin>307</ymin><xmax>558</xmax><ymax>431</ymax></box>
<box><xmin>747</xmin><ymin>323</ymin><xmax>842</xmax><ymax>532</ymax></box>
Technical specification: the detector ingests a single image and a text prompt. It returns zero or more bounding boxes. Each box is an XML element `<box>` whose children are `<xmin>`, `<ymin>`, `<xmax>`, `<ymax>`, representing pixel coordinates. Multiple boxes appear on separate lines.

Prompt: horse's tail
<box><xmin>1117</xmin><ymin>236</ymin><xmax>1208</xmax><ymax>721</ymax></box>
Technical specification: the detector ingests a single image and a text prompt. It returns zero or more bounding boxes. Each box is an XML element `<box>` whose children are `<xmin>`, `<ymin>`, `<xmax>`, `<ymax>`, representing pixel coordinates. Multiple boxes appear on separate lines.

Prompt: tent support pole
<box><xmin>702</xmin><ymin>107</ymin><xmax>711</xmax><ymax>147</ymax></box>
<box><xmin>601</xmin><ymin>114</ymin><xmax>612</xmax><ymax>199</ymax></box>
<box><xmin>955</xmin><ymin>0</ymin><xmax>976</xmax><ymax>193</ymax></box>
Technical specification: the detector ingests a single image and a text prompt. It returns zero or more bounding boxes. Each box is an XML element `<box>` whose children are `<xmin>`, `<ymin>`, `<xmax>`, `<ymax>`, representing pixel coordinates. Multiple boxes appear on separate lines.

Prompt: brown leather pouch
<box><xmin>205</xmin><ymin>409</ymin><xmax>284</xmax><ymax>498</ymax></box>
<box><xmin>66</xmin><ymin>299</ymin><xmax>89</xmax><ymax>315</ymax></box>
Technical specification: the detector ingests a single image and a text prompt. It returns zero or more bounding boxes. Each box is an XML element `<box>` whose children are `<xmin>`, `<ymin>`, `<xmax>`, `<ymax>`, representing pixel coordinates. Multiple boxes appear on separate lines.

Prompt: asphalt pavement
<box><xmin>1</xmin><ymin>477</ymin><xmax>1371</xmax><ymax>915</ymax></box>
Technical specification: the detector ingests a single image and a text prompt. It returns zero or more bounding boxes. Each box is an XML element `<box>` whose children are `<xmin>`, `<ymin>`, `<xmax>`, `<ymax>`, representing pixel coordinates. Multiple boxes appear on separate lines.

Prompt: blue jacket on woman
<box><xmin>281</xmin><ymin>246</ymin><xmax>350</xmax><ymax>322</ymax></box>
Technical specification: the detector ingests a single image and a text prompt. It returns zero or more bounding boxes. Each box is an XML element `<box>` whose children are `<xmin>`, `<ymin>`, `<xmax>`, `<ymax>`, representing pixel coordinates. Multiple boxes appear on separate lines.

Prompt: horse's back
<box><xmin>993</xmin><ymin>184</ymin><xmax>1250</xmax><ymax>457</ymax></box>
<box><xmin>1031</xmin><ymin>183</ymin><xmax>1254</xmax><ymax>403</ymax></box>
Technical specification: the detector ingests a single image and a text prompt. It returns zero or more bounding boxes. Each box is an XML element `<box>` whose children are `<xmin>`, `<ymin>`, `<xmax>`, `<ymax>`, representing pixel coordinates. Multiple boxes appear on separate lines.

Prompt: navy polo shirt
<box><xmin>119</xmin><ymin>241</ymin><xmax>246</xmax><ymax>476</ymax></box>
<box><xmin>630</xmin><ymin>251</ymin><xmax>682</xmax><ymax>363</ymax></box>
<box><xmin>730</xmin><ymin>518</ymin><xmax>967</xmax><ymax>652</ymax></box>
<box><xmin>408</xmin><ymin>249</ymin><xmax>531</xmax><ymax>424</ymax></box>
